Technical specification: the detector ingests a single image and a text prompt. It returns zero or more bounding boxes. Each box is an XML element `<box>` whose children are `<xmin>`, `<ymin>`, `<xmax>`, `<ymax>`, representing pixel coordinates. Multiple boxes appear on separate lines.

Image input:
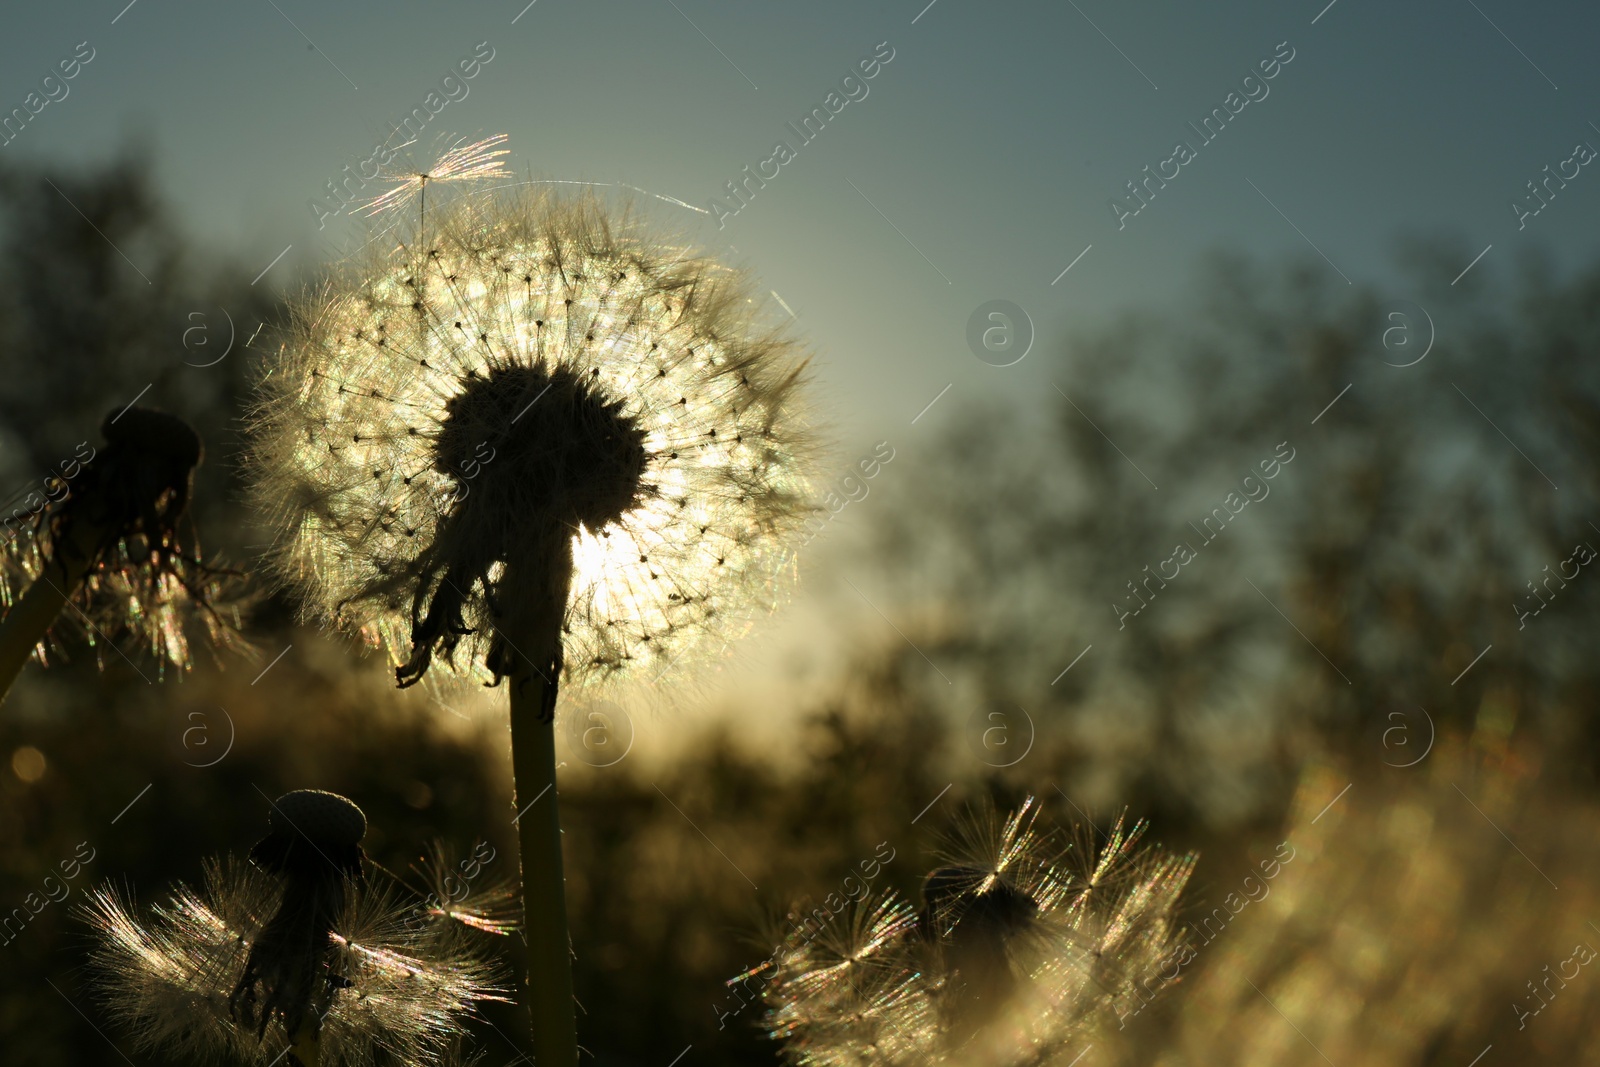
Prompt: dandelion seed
<box><xmin>0</xmin><ymin>406</ymin><xmax>247</xmax><ymax>698</ymax></box>
<box><xmin>82</xmin><ymin>790</ymin><xmax>504</xmax><ymax>1067</ymax></box>
<box><xmin>754</xmin><ymin>797</ymin><xmax>1194</xmax><ymax>1066</ymax></box>
<box><xmin>357</xmin><ymin>134</ymin><xmax>513</xmax><ymax>224</ymax></box>
<box><xmin>408</xmin><ymin>839</ymin><xmax>520</xmax><ymax>937</ymax></box>
<box><xmin>778</xmin><ymin>895</ymin><xmax>919</xmax><ymax>1011</ymax></box>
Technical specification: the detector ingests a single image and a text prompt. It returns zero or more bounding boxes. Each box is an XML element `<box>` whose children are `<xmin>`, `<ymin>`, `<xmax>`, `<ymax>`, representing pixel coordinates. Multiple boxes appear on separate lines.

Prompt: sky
<box><xmin>3</xmin><ymin>0</ymin><xmax>1598</xmax><ymax>453</ymax></box>
<box><xmin>3</xmin><ymin>0</ymin><xmax>1600</xmax><ymax>742</ymax></box>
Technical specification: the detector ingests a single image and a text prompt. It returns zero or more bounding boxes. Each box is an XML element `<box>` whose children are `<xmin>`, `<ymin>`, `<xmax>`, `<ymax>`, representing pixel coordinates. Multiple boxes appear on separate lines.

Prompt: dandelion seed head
<box><xmin>250</xmin><ymin>187</ymin><xmax>817</xmax><ymax>695</ymax></box>
<box><xmin>84</xmin><ymin>834</ymin><xmax>503</xmax><ymax>1063</ymax></box>
<box><xmin>0</xmin><ymin>406</ymin><xmax>248</xmax><ymax>676</ymax></box>
<box><xmin>754</xmin><ymin>798</ymin><xmax>1195</xmax><ymax>1066</ymax></box>
<box><xmin>228</xmin><ymin>791</ymin><xmax>372</xmax><ymax>1044</ymax></box>
<box><xmin>251</xmin><ymin>788</ymin><xmax>368</xmax><ymax>882</ymax></box>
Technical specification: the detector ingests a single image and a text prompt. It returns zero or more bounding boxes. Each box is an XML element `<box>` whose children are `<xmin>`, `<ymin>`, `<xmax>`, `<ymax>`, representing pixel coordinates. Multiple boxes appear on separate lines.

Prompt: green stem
<box><xmin>0</xmin><ymin>522</ymin><xmax>99</xmax><ymax>706</ymax></box>
<box><xmin>506</xmin><ymin>622</ymin><xmax>577</xmax><ymax>1067</ymax></box>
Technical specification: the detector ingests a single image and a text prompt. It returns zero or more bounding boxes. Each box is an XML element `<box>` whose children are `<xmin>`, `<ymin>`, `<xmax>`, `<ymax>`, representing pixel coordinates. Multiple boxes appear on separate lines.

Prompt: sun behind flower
<box><xmin>248</xmin><ymin>187</ymin><xmax>816</xmax><ymax>697</ymax></box>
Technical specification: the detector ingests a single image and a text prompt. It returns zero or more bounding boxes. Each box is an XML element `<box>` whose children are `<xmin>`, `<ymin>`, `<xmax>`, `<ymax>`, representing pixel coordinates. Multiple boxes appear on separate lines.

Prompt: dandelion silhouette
<box><xmin>0</xmin><ymin>406</ymin><xmax>245</xmax><ymax>700</ymax></box>
<box><xmin>249</xmin><ymin>182</ymin><xmax>816</xmax><ymax>1065</ymax></box>
<box><xmin>251</xmin><ymin>188</ymin><xmax>814</xmax><ymax>697</ymax></box>
<box><xmin>229</xmin><ymin>790</ymin><xmax>369</xmax><ymax>1049</ymax></box>
<box><xmin>82</xmin><ymin>789</ymin><xmax>504</xmax><ymax>1067</ymax></box>
<box><xmin>755</xmin><ymin>798</ymin><xmax>1194</xmax><ymax>1066</ymax></box>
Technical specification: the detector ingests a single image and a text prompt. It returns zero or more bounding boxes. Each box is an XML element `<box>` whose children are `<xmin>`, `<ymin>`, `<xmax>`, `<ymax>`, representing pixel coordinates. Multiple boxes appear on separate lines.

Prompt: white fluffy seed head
<box><xmin>248</xmin><ymin>187</ymin><xmax>818</xmax><ymax>695</ymax></box>
<box><xmin>81</xmin><ymin>856</ymin><xmax>505</xmax><ymax>1067</ymax></box>
<box><xmin>758</xmin><ymin>799</ymin><xmax>1196</xmax><ymax>1065</ymax></box>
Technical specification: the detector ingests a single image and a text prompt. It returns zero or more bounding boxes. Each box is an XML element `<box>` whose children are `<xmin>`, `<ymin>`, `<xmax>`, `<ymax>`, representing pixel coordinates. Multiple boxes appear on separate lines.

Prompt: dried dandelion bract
<box><xmin>0</xmin><ymin>407</ymin><xmax>247</xmax><ymax>680</ymax></box>
<box><xmin>249</xmin><ymin>187</ymin><xmax>816</xmax><ymax>693</ymax></box>
<box><xmin>83</xmin><ymin>855</ymin><xmax>504</xmax><ymax>1066</ymax></box>
<box><xmin>0</xmin><ymin>535</ymin><xmax>243</xmax><ymax>674</ymax></box>
<box><xmin>757</xmin><ymin>797</ymin><xmax>1195</xmax><ymax>1066</ymax></box>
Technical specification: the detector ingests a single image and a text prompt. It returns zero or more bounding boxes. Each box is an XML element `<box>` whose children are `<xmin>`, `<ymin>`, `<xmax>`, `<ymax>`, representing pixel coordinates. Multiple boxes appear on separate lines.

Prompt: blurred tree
<box><xmin>863</xmin><ymin>242</ymin><xmax>1600</xmax><ymax>829</ymax></box>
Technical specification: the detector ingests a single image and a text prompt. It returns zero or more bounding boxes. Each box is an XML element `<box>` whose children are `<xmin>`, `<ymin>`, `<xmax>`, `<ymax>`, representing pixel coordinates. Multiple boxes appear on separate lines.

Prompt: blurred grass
<box><xmin>13</xmin><ymin>634</ymin><xmax>1600</xmax><ymax>1065</ymax></box>
<box><xmin>1096</xmin><ymin>735</ymin><xmax>1600</xmax><ymax>1066</ymax></box>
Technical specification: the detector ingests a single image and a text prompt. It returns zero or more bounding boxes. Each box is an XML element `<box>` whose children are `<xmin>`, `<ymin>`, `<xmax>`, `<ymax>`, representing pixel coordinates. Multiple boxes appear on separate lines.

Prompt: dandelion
<box><xmin>82</xmin><ymin>789</ymin><xmax>504</xmax><ymax>1067</ymax></box>
<box><xmin>248</xmin><ymin>182</ymin><xmax>816</xmax><ymax>1065</ymax></box>
<box><xmin>249</xmin><ymin>187</ymin><xmax>814</xmax><ymax>695</ymax></box>
<box><xmin>0</xmin><ymin>406</ymin><xmax>245</xmax><ymax>701</ymax></box>
<box><xmin>755</xmin><ymin>797</ymin><xmax>1195</xmax><ymax>1066</ymax></box>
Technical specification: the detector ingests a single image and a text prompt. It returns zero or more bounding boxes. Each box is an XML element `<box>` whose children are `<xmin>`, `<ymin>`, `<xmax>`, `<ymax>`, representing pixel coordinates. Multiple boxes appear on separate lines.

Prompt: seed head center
<box><xmin>434</xmin><ymin>364</ymin><xmax>648</xmax><ymax>533</ymax></box>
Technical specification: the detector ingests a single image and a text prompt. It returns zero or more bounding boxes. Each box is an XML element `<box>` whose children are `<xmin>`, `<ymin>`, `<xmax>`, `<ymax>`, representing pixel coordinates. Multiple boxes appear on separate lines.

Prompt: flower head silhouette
<box><xmin>249</xmin><ymin>187</ymin><xmax>815</xmax><ymax>702</ymax></box>
<box><xmin>0</xmin><ymin>406</ymin><xmax>245</xmax><ymax>694</ymax></box>
<box><xmin>83</xmin><ymin>790</ymin><xmax>503</xmax><ymax>1067</ymax></box>
<box><xmin>755</xmin><ymin>798</ymin><xmax>1195</xmax><ymax>1066</ymax></box>
<box><xmin>249</xmin><ymin>181</ymin><xmax>818</xmax><ymax>1066</ymax></box>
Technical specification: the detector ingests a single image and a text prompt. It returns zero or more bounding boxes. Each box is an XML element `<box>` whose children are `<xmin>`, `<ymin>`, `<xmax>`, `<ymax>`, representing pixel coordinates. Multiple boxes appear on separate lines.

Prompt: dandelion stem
<box><xmin>505</xmin><ymin>608</ymin><xmax>578</xmax><ymax>1067</ymax></box>
<box><xmin>0</xmin><ymin>517</ymin><xmax>102</xmax><ymax>704</ymax></box>
<box><xmin>419</xmin><ymin>176</ymin><xmax>427</xmax><ymax>253</ymax></box>
<box><xmin>289</xmin><ymin>1021</ymin><xmax>321</xmax><ymax>1067</ymax></box>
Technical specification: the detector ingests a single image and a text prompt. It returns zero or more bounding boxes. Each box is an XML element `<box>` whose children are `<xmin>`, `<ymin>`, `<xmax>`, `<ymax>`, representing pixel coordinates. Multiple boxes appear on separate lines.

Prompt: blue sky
<box><xmin>4</xmin><ymin>1</ymin><xmax>1599</xmax><ymax>451</ymax></box>
<box><xmin>3</xmin><ymin>0</ymin><xmax>1598</xmax><ymax>455</ymax></box>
